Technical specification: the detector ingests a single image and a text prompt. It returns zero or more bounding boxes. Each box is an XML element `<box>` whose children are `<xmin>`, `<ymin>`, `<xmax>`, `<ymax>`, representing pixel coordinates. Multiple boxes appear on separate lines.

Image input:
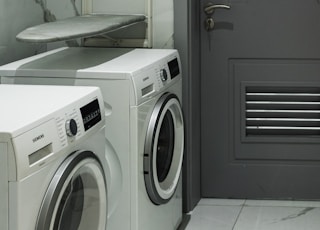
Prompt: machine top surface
<box><xmin>0</xmin><ymin>84</ymin><xmax>101</xmax><ymax>136</ymax></box>
<box><xmin>0</xmin><ymin>47</ymin><xmax>179</xmax><ymax>79</ymax></box>
<box><xmin>0</xmin><ymin>47</ymin><xmax>182</xmax><ymax>105</ymax></box>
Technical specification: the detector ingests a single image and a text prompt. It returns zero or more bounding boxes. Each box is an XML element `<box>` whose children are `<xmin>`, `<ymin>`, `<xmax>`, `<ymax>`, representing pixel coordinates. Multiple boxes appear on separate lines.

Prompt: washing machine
<box><xmin>0</xmin><ymin>47</ymin><xmax>184</xmax><ymax>230</ymax></box>
<box><xmin>0</xmin><ymin>84</ymin><xmax>112</xmax><ymax>230</ymax></box>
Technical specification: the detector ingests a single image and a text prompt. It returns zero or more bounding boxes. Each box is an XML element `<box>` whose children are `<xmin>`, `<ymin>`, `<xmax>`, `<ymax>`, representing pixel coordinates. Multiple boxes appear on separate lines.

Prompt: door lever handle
<box><xmin>204</xmin><ymin>3</ymin><xmax>231</xmax><ymax>16</ymax></box>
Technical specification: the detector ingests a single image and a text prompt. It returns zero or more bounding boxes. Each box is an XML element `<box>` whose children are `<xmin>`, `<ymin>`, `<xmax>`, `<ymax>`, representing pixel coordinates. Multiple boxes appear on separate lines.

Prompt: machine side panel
<box><xmin>0</xmin><ymin>143</ymin><xmax>8</xmax><ymax>230</ymax></box>
<box><xmin>75</xmin><ymin>79</ymin><xmax>132</xmax><ymax>230</ymax></box>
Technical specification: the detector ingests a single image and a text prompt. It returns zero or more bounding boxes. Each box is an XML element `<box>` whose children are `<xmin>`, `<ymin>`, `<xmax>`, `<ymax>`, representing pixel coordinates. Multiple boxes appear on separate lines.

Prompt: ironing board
<box><xmin>16</xmin><ymin>14</ymin><xmax>146</xmax><ymax>43</ymax></box>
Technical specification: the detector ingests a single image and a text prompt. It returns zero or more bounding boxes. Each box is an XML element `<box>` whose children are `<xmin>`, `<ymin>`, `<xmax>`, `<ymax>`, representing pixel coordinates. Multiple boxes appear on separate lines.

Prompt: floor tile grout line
<box><xmin>232</xmin><ymin>200</ymin><xmax>246</xmax><ymax>230</ymax></box>
<box><xmin>198</xmin><ymin>204</ymin><xmax>245</xmax><ymax>207</ymax></box>
<box><xmin>244</xmin><ymin>205</ymin><xmax>320</xmax><ymax>208</ymax></box>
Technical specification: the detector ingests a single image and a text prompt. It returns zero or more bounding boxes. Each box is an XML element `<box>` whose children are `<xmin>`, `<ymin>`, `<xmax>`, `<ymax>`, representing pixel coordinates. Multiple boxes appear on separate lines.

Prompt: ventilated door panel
<box><xmin>246</xmin><ymin>86</ymin><xmax>320</xmax><ymax>136</ymax></box>
<box><xmin>230</xmin><ymin>59</ymin><xmax>320</xmax><ymax>161</ymax></box>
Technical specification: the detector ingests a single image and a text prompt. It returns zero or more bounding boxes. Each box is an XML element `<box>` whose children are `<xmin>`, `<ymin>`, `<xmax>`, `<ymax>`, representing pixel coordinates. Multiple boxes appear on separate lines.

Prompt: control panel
<box><xmin>133</xmin><ymin>51</ymin><xmax>181</xmax><ymax>105</ymax></box>
<box><xmin>56</xmin><ymin>98</ymin><xmax>102</xmax><ymax>146</ymax></box>
<box><xmin>11</xmin><ymin>94</ymin><xmax>104</xmax><ymax>180</ymax></box>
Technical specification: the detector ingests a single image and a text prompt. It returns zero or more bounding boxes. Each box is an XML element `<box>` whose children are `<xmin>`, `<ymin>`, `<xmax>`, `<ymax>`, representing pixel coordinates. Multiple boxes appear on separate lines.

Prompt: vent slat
<box><xmin>247</xmin><ymin>118</ymin><xmax>320</xmax><ymax>122</ymax></box>
<box><xmin>247</xmin><ymin>101</ymin><xmax>320</xmax><ymax>105</ymax></box>
<box><xmin>247</xmin><ymin>126</ymin><xmax>320</xmax><ymax>130</ymax></box>
<box><xmin>246</xmin><ymin>93</ymin><xmax>320</xmax><ymax>97</ymax></box>
<box><xmin>247</xmin><ymin>109</ymin><xmax>320</xmax><ymax>113</ymax></box>
<box><xmin>246</xmin><ymin>104</ymin><xmax>320</xmax><ymax>110</ymax></box>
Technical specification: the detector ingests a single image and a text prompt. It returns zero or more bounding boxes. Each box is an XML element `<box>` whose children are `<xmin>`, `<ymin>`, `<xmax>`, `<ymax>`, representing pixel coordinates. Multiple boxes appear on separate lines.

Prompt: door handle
<box><xmin>204</xmin><ymin>2</ymin><xmax>231</xmax><ymax>16</ymax></box>
<box><xmin>203</xmin><ymin>2</ymin><xmax>231</xmax><ymax>31</ymax></box>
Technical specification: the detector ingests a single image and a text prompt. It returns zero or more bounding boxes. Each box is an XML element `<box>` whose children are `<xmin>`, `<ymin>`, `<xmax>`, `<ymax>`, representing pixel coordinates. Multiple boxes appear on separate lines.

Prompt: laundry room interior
<box><xmin>1</xmin><ymin>0</ymin><xmax>320</xmax><ymax>229</ymax></box>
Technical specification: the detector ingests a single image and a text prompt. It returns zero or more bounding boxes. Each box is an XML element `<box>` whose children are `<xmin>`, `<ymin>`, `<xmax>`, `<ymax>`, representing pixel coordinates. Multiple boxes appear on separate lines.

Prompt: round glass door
<box><xmin>144</xmin><ymin>93</ymin><xmax>184</xmax><ymax>205</ymax></box>
<box><xmin>36</xmin><ymin>150</ymin><xmax>107</xmax><ymax>230</ymax></box>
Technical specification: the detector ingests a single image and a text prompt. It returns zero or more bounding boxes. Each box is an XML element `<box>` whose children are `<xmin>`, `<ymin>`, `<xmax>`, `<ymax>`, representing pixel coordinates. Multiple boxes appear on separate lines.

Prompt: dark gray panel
<box><xmin>230</xmin><ymin>59</ymin><xmax>320</xmax><ymax>161</ymax></box>
<box><xmin>200</xmin><ymin>0</ymin><xmax>320</xmax><ymax>199</ymax></box>
<box><xmin>175</xmin><ymin>0</ymin><xmax>201</xmax><ymax>212</ymax></box>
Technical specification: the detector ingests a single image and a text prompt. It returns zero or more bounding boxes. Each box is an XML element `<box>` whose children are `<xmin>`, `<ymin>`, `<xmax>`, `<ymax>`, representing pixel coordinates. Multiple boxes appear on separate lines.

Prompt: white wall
<box><xmin>87</xmin><ymin>0</ymin><xmax>174</xmax><ymax>48</ymax></box>
<box><xmin>47</xmin><ymin>0</ymin><xmax>81</xmax><ymax>19</ymax></box>
<box><xmin>92</xmin><ymin>0</ymin><xmax>145</xmax><ymax>14</ymax></box>
<box><xmin>0</xmin><ymin>0</ymin><xmax>81</xmax><ymax>65</ymax></box>
<box><xmin>0</xmin><ymin>0</ymin><xmax>43</xmax><ymax>65</ymax></box>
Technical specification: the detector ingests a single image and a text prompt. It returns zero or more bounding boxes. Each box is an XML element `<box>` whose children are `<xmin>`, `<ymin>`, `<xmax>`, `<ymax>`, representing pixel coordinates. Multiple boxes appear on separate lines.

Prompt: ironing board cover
<box><xmin>16</xmin><ymin>14</ymin><xmax>146</xmax><ymax>43</ymax></box>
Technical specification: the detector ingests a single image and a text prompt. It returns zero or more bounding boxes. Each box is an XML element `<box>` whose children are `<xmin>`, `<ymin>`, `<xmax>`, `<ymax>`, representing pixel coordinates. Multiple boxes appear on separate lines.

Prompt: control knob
<box><xmin>65</xmin><ymin>119</ymin><xmax>78</xmax><ymax>137</ymax></box>
<box><xmin>160</xmin><ymin>69</ymin><xmax>168</xmax><ymax>82</ymax></box>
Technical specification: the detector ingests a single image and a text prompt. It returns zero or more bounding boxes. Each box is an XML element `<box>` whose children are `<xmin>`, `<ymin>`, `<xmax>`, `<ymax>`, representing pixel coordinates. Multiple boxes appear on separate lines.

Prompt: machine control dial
<box><xmin>160</xmin><ymin>69</ymin><xmax>168</xmax><ymax>82</ymax></box>
<box><xmin>65</xmin><ymin>119</ymin><xmax>78</xmax><ymax>137</ymax></box>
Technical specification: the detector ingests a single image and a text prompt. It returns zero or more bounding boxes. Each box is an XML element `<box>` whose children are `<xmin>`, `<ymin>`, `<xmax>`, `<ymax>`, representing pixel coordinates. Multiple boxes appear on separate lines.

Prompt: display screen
<box><xmin>168</xmin><ymin>58</ymin><xmax>180</xmax><ymax>79</ymax></box>
<box><xmin>80</xmin><ymin>99</ymin><xmax>102</xmax><ymax>131</ymax></box>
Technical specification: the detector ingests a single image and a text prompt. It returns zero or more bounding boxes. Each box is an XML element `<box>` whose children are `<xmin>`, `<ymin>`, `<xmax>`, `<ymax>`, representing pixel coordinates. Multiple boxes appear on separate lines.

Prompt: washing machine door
<box><xmin>36</xmin><ymin>150</ymin><xmax>107</xmax><ymax>230</ymax></box>
<box><xmin>144</xmin><ymin>93</ymin><xmax>184</xmax><ymax>205</ymax></box>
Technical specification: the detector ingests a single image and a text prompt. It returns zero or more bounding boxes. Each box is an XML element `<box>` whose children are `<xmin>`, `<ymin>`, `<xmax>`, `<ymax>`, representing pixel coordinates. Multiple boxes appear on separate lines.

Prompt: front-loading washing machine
<box><xmin>0</xmin><ymin>47</ymin><xmax>184</xmax><ymax>230</ymax></box>
<box><xmin>0</xmin><ymin>84</ymin><xmax>111</xmax><ymax>230</ymax></box>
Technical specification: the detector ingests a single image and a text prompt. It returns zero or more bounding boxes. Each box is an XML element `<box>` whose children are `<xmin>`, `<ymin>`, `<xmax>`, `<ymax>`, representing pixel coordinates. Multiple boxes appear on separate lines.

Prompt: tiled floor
<box><xmin>184</xmin><ymin>199</ymin><xmax>320</xmax><ymax>230</ymax></box>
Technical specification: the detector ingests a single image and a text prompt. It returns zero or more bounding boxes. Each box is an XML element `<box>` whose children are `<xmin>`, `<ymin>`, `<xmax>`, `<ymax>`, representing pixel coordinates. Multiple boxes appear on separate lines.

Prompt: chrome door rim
<box><xmin>144</xmin><ymin>93</ymin><xmax>184</xmax><ymax>205</ymax></box>
<box><xmin>36</xmin><ymin>150</ymin><xmax>107</xmax><ymax>230</ymax></box>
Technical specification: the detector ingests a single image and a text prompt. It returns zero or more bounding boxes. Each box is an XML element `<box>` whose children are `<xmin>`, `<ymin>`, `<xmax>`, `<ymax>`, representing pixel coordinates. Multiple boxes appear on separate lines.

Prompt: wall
<box><xmin>0</xmin><ymin>0</ymin><xmax>80</xmax><ymax>65</ymax></box>
<box><xmin>0</xmin><ymin>0</ymin><xmax>43</xmax><ymax>65</ymax></box>
<box><xmin>83</xmin><ymin>0</ymin><xmax>174</xmax><ymax>48</ymax></box>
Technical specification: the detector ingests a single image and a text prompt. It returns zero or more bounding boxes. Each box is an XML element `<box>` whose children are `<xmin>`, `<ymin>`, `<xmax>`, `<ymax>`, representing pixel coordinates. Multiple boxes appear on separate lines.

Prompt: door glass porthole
<box><xmin>156</xmin><ymin>111</ymin><xmax>175</xmax><ymax>183</ymax></box>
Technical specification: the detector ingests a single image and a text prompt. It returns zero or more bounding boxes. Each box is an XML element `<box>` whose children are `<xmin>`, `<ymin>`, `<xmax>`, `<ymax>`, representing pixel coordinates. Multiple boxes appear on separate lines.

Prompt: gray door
<box><xmin>201</xmin><ymin>0</ymin><xmax>320</xmax><ymax>199</ymax></box>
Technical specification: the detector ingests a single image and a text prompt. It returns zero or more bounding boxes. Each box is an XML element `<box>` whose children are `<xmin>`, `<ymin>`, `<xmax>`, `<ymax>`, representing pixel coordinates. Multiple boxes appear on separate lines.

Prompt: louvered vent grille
<box><xmin>246</xmin><ymin>86</ymin><xmax>320</xmax><ymax>136</ymax></box>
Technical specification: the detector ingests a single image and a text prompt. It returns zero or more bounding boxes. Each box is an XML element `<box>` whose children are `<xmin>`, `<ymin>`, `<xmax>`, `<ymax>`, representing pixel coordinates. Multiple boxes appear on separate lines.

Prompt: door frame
<box><xmin>174</xmin><ymin>0</ymin><xmax>201</xmax><ymax>212</ymax></box>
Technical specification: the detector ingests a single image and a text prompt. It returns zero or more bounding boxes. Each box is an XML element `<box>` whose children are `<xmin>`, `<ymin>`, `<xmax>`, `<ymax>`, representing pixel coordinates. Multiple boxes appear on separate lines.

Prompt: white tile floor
<box><xmin>184</xmin><ymin>199</ymin><xmax>320</xmax><ymax>230</ymax></box>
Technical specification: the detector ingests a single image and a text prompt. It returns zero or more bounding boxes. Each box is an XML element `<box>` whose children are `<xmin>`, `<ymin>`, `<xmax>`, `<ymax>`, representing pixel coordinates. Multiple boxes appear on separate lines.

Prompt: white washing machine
<box><xmin>0</xmin><ymin>47</ymin><xmax>184</xmax><ymax>230</ymax></box>
<box><xmin>0</xmin><ymin>84</ymin><xmax>112</xmax><ymax>230</ymax></box>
